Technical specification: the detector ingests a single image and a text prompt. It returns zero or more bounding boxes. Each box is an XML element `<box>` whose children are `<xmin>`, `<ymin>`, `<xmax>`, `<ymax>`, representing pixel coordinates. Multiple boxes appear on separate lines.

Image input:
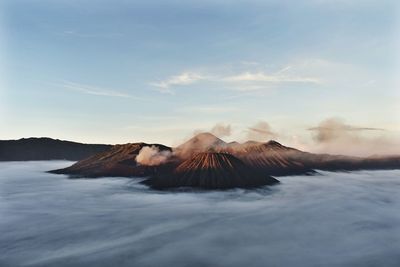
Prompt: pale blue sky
<box><xmin>1</xmin><ymin>0</ymin><xmax>399</xmax><ymax>151</ymax></box>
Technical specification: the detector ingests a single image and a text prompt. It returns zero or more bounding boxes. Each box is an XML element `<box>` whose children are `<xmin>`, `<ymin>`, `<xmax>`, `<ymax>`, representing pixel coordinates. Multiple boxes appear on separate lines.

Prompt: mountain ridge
<box><xmin>3</xmin><ymin>134</ymin><xmax>400</xmax><ymax>186</ymax></box>
<box><xmin>0</xmin><ymin>137</ymin><xmax>112</xmax><ymax>161</ymax></box>
<box><xmin>50</xmin><ymin>132</ymin><xmax>400</xmax><ymax>180</ymax></box>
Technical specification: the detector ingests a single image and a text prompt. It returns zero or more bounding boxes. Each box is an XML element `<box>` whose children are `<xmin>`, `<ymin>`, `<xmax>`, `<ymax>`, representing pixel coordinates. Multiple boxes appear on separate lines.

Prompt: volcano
<box><xmin>142</xmin><ymin>152</ymin><xmax>279</xmax><ymax>189</ymax></box>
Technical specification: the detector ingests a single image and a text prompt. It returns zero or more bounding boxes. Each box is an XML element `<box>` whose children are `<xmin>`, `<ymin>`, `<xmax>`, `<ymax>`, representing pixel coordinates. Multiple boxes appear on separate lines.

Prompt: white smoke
<box><xmin>210</xmin><ymin>123</ymin><xmax>232</xmax><ymax>138</ymax></box>
<box><xmin>246</xmin><ymin>121</ymin><xmax>277</xmax><ymax>142</ymax></box>
<box><xmin>136</xmin><ymin>146</ymin><xmax>172</xmax><ymax>166</ymax></box>
<box><xmin>308</xmin><ymin>118</ymin><xmax>399</xmax><ymax>156</ymax></box>
<box><xmin>308</xmin><ymin>118</ymin><xmax>384</xmax><ymax>143</ymax></box>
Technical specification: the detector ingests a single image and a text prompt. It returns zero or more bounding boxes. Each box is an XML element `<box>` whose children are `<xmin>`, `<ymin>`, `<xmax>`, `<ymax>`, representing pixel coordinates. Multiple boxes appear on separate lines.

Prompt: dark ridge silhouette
<box><xmin>0</xmin><ymin>137</ymin><xmax>111</xmax><ymax>161</ymax></box>
<box><xmin>50</xmin><ymin>143</ymin><xmax>172</xmax><ymax>178</ymax></box>
<box><xmin>142</xmin><ymin>152</ymin><xmax>279</xmax><ymax>190</ymax></box>
<box><xmin>294</xmin><ymin>152</ymin><xmax>400</xmax><ymax>172</ymax></box>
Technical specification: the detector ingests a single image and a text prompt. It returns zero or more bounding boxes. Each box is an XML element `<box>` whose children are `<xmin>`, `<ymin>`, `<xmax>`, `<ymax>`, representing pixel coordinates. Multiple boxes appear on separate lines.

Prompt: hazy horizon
<box><xmin>1</xmin><ymin>0</ymin><xmax>399</xmax><ymax>156</ymax></box>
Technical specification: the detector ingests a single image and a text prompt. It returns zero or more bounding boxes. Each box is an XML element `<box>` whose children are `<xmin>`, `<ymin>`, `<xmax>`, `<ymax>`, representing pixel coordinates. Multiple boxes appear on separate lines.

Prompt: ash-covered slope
<box><xmin>174</xmin><ymin>134</ymin><xmax>314</xmax><ymax>176</ymax></box>
<box><xmin>0</xmin><ymin>137</ymin><xmax>111</xmax><ymax>161</ymax></box>
<box><xmin>228</xmin><ymin>140</ymin><xmax>400</xmax><ymax>173</ymax></box>
<box><xmin>51</xmin><ymin>143</ymin><xmax>172</xmax><ymax>177</ymax></box>
<box><xmin>230</xmin><ymin>140</ymin><xmax>315</xmax><ymax>175</ymax></box>
<box><xmin>142</xmin><ymin>152</ymin><xmax>279</xmax><ymax>189</ymax></box>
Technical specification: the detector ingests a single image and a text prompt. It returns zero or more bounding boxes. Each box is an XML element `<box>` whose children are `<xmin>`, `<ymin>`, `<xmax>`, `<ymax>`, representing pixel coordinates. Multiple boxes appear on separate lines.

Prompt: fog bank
<box><xmin>1</xmin><ymin>161</ymin><xmax>400</xmax><ymax>267</ymax></box>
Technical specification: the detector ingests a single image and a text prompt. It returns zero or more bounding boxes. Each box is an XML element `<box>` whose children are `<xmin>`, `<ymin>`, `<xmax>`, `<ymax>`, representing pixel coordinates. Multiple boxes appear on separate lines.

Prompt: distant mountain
<box><xmin>0</xmin><ymin>138</ymin><xmax>111</xmax><ymax>161</ymax></box>
<box><xmin>51</xmin><ymin>142</ymin><xmax>172</xmax><ymax>177</ymax></box>
<box><xmin>142</xmin><ymin>152</ymin><xmax>279</xmax><ymax>189</ymax></box>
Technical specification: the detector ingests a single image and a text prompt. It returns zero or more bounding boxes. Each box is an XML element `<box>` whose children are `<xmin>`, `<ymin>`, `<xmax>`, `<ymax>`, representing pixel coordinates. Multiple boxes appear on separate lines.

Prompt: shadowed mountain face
<box><xmin>142</xmin><ymin>152</ymin><xmax>279</xmax><ymax>189</ymax></box>
<box><xmin>51</xmin><ymin>143</ymin><xmax>172</xmax><ymax>178</ymax></box>
<box><xmin>0</xmin><ymin>138</ymin><xmax>111</xmax><ymax>161</ymax></box>
<box><xmin>295</xmin><ymin>152</ymin><xmax>400</xmax><ymax>172</ymax></box>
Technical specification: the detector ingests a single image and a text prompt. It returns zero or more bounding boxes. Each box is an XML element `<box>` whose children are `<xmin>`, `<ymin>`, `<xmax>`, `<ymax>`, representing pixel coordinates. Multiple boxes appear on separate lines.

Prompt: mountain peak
<box><xmin>265</xmin><ymin>140</ymin><xmax>283</xmax><ymax>146</ymax></box>
<box><xmin>175</xmin><ymin>132</ymin><xmax>227</xmax><ymax>158</ymax></box>
<box><xmin>191</xmin><ymin>132</ymin><xmax>221</xmax><ymax>140</ymax></box>
<box><xmin>182</xmin><ymin>132</ymin><xmax>226</xmax><ymax>146</ymax></box>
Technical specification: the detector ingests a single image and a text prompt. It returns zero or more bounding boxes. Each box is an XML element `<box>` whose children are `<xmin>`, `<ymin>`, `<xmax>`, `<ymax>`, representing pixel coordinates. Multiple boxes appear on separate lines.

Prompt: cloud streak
<box><xmin>150</xmin><ymin>72</ymin><xmax>204</xmax><ymax>94</ymax></box>
<box><xmin>61</xmin><ymin>81</ymin><xmax>139</xmax><ymax>99</ymax></box>
<box><xmin>59</xmin><ymin>30</ymin><xmax>123</xmax><ymax>39</ymax></box>
<box><xmin>150</xmin><ymin>66</ymin><xmax>321</xmax><ymax>94</ymax></box>
<box><xmin>177</xmin><ymin>105</ymin><xmax>237</xmax><ymax>114</ymax></box>
<box><xmin>224</xmin><ymin>71</ymin><xmax>320</xmax><ymax>84</ymax></box>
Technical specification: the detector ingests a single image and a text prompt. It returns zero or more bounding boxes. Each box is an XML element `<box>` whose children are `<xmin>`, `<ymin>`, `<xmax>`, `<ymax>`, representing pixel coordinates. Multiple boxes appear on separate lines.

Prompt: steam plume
<box><xmin>210</xmin><ymin>123</ymin><xmax>231</xmax><ymax>138</ymax></box>
<box><xmin>136</xmin><ymin>146</ymin><xmax>172</xmax><ymax>166</ymax></box>
<box><xmin>246</xmin><ymin>121</ymin><xmax>276</xmax><ymax>142</ymax></box>
<box><xmin>308</xmin><ymin>118</ymin><xmax>384</xmax><ymax>143</ymax></box>
<box><xmin>307</xmin><ymin>118</ymin><xmax>398</xmax><ymax>156</ymax></box>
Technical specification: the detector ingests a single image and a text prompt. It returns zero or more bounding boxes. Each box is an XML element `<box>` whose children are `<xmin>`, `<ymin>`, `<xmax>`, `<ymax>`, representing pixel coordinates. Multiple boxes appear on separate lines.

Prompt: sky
<box><xmin>1</xmin><ymin>0</ymin><xmax>399</xmax><ymax>155</ymax></box>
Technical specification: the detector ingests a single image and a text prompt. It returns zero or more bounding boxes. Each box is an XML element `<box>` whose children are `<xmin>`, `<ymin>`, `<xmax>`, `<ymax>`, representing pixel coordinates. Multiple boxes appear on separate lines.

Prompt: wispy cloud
<box><xmin>240</xmin><ymin>61</ymin><xmax>260</xmax><ymax>66</ymax></box>
<box><xmin>224</xmin><ymin>71</ymin><xmax>320</xmax><ymax>84</ymax></box>
<box><xmin>177</xmin><ymin>105</ymin><xmax>238</xmax><ymax>114</ymax></box>
<box><xmin>150</xmin><ymin>65</ymin><xmax>321</xmax><ymax>94</ymax></box>
<box><xmin>61</xmin><ymin>81</ymin><xmax>139</xmax><ymax>99</ymax></box>
<box><xmin>59</xmin><ymin>30</ymin><xmax>123</xmax><ymax>38</ymax></box>
<box><xmin>150</xmin><ymin>72</ymin><xmax>204</xmax><ymax>94</ymax></box>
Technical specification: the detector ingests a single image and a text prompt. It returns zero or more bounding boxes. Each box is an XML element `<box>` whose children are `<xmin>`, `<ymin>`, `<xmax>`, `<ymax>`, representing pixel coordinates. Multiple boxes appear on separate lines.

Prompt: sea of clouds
<box><xmin>1</xmin><ymin>161</ymin><xmax>400</xmax><ymax>267</ymax></box>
